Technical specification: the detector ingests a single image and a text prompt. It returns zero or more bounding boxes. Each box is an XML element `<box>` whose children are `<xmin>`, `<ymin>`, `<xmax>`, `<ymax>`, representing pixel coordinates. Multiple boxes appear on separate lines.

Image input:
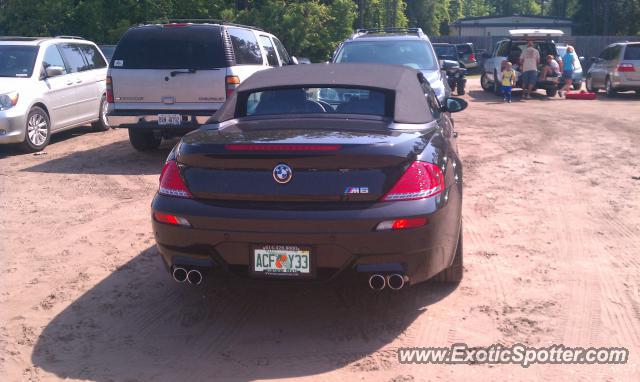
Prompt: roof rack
<box><xmin>54</xmin><ymin>35</ymin><xmax>85</xmax><ymax>40</ymax></box>
<box><xmin>142</xmin><ymin>19</ymin><xmax>263</xmax><ymax>31</ymax></box>
<box><xmin>351</xmin><ymin>27</ymin><xmax>426</xmax><ymax>39</ymax></box>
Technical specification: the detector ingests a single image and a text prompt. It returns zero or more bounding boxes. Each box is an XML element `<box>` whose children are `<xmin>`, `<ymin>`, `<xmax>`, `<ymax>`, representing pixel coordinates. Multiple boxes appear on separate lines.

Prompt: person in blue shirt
<box><xmin>559</xmin><ymin>45</ymin><xmax>577</xmax><ymax>97</ymax></box>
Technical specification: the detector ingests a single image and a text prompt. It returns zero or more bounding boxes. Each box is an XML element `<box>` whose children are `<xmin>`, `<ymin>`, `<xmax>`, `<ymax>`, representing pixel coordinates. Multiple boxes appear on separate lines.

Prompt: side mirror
<box><xmin>441</xmin><ymin>60</ymin><xmax>459</xmax><ymax>71</ymax></box>
<box><xmin>45</xmin><ymin>65</ymin><xmax>64</xmax><ymax>78</ymax></box>
<box><xmin>289</xmin><ymin>56</ymin><xmax>299</xmax><ymax>65</ymax></box>
<box><xmin>442</xmin><ymin>97</ymin><xmax>468</xmax><ymax>113</ymax></box>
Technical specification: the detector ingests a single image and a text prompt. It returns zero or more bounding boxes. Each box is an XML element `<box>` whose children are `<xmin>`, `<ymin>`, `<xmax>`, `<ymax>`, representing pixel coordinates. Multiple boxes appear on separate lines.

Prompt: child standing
<box><xmin>501</xmin><ymin>62</ymin><xmax>516</xmax><ymax>103</ymax></box>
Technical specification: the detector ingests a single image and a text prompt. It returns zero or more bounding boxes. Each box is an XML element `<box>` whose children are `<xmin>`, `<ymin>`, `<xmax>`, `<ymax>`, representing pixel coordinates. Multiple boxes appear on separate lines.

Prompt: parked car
<box><xmin>0</xmin><ymin>36</ymin><xmax>109</xmax><ymax>152</ymax></box>
<box><xmin>586</xmin><ymin>42</ymin><xmax>640</xmax><ymax>97</ymax></box>
<box><xmin>480</xmin><ymin>29</ymin><xmax>564</xmax><ymax>97</ymax></box>
<box><xmin>433</xmin><ymin>43</ymin><xmax>467</xmax><ymax>95</ymax></box>
<box><xmin>98</xmin><ymin>44</ymin><xmax>116</xmax><ymax>62</ymax></box>
<box><xmin>555</xmin><ymin>42</ymin><xmax>584</xmax><ymax>90</ymax></box>
<box><xmin>106</xmin><ymin>21</ymin><xmax>295</xmax><ymax>151</ymax></box>
<box><xmin>455</xmin><ymin>43</ymin><xmax>478</xmax><ymax>70</ymax></box>
<box><xmin>151</xmin><ymin>63</ymin><xmax>466</xmax><ymax>289</ymax></box>
<box><xmin>330</xmin><ymin>28</ymin><xmax>450</xmax><ymax>102</ymax></box>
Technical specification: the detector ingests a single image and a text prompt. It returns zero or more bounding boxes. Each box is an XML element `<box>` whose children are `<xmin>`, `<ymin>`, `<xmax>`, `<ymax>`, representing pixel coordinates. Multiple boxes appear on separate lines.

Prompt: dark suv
<box><xmin>106</xmin><ymin>21</ymin><xmax>294</xmax><ymax>151</ymax></box>
<box><xmin>330</xmin><ymin>28</ymin><xmax>450</xmax><ymax>102</ymax></box>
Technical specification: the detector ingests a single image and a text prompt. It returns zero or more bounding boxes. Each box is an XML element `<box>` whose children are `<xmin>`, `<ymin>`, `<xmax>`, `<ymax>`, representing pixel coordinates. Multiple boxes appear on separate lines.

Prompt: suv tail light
<box><xmin>106</xmin><ymin>75</ymin><xmax>114</xmax><ymax>103</ymax></box>
<box><xmin>159</xmin><ymin>160</ymin><xmax>192</xmax><ymax>198</ymax></box>
<box><xmin>469</xmin><ymin>53</ymin><xmax>476</xmax><ymax>62</ymax></box>
<box><xmin>382</xmin><ymin>161</ymin><xmax>444</xmax><ymax>201</ymax></box>
<box><xmin>616</xmin><ymin>63</ymin><xmax>635</xmax><ymax>72</ymax></box>
<box><xmin>226</xmin><ymin>75</ymin><xmax>240</xmax><ymax>98</ymax></box>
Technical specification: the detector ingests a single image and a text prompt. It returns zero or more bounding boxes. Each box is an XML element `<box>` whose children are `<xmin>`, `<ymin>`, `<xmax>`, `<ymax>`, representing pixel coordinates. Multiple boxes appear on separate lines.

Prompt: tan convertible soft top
<box><xmin>211</xmin><ymin>63</ymin><xmax>435</xmax><ymax>124</ymax></box>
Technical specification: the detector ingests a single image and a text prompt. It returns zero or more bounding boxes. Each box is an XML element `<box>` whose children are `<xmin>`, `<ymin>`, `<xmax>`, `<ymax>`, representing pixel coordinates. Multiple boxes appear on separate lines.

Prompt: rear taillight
<box><xmin>382</xmin><ymin>161</ymin><xmax>444</xmax><ymax>201</ymax></box>
<box><xmin>153</xmin><ymin>211</ymin><xmax>191</xmax><ymax>227</ymax></box>
<box><xmin>106</xmin><ymin>75</ymin><xmax>114</xmax><ymax>103</ymax></box>
<box><xmin>159</xmin><ymin>160</ymin><xmax>192</xmax><ymax>198</ymax></box>
<box><xmin>616</xmin><ymin>63</ymin><xmax>635</xmax><ymax>72</ymax></box>
<box><xmin>226</xmin><ymin>75</ymin><xmax>240</xmax><ymax>98</ymax></box>
<box><xmin>469</xmin><ymin>53</ymin><xmax>476</xmax><ymax>62</ymax></box>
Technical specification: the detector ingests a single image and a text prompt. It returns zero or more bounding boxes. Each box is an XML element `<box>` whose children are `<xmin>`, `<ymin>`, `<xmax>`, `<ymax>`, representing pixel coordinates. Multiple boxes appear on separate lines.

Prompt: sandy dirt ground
<box><xmin>1</xmin><ymin>81</ymin><xmax>639</xmax><ymax>381</ymax></box>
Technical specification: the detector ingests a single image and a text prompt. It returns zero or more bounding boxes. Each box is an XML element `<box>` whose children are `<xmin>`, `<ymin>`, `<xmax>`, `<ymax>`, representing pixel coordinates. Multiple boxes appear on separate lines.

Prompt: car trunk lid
<box><xmin>177</xmin><ymin>119</ymin><xmax>433</xmax><ymax>202</ymax></box>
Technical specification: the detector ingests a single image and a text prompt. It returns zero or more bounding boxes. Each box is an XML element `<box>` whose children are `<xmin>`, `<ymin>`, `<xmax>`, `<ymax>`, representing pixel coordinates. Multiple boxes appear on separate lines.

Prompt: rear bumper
<box><xmin>151</xmin><ymin>188</ymin><xmax>462</xmax><ymax>286</ymax></box>
<box><xmin>612</xmin><ymin>73</ymin><xmax>640</xmax><ymax>90</ymax></box>
<box><xmin>107</xmin><ymin>109</ymin><xmax>216</xmax><ymax>130</ymax></box>
<box><xmin>0</xmin><ymin>108</ymin><xmax>27</xmax><ymax>144</ymax></box>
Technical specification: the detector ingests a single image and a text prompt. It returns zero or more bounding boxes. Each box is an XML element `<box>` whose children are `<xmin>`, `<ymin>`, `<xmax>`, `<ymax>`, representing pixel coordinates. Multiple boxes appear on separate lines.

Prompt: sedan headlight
<box><xmin>0</xmin><ymin>91</ymin><xmax>19</xmax><ymax>111</ymax></box>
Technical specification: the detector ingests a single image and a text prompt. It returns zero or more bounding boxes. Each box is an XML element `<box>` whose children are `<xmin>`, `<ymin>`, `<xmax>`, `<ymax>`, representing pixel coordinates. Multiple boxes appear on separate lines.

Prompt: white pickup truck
<box><xmin>480</xmin><ymin>29</ymin><xmax>565</xmax><ymax>97</ymax></box>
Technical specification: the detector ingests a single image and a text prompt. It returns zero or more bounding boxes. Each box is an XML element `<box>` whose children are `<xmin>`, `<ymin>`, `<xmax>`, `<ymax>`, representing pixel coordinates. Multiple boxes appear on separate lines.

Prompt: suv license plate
<box><xmin>253</xmin><ymin>245</ymin><xmax>311</xmax><ymax>276</ymax></box>
<box><xmin>158</xmin><ymin>114</ymin><xmax>181</xmax><ymax>126</ymax></box>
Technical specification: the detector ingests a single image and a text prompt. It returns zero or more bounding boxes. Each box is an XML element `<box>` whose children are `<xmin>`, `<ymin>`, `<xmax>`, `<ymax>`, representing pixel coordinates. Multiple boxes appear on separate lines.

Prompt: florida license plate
<box><xmin>252</xmin><ymin>245</ymin><xmax>311</xmax><ymax>276</ymax></box>
<box><xmin>158</xmin><ymin>114</ymin><xmax>181</xmax><ymax>126</ymax></box>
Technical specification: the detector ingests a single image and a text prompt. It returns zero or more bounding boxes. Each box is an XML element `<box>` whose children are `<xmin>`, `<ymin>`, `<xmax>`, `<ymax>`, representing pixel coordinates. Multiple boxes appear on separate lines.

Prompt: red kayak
<box><xmin>565</xmin><ymin>90</ymin><xmax>596</xmax><ymax>100</ymax></box>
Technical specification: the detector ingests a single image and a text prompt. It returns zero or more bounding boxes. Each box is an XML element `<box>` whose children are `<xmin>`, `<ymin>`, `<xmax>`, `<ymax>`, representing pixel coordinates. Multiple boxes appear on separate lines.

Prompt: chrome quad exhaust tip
<box><xmin>368</xmin><ymin>274</ymin><xmax>386</xmax><ymax>290</ymax></box>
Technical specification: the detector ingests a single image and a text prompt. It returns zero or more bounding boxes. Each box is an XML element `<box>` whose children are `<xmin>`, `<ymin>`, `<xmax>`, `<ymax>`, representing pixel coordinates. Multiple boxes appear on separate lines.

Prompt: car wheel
<box><xmin>91</xmin><ymin>95</ymin><xmax>110</xmax><ymax>132</ymax></box>
<box><xmin>128</xmin><ymin>129</ymin><xmax>161</xmax><ymax>151</ymax></box>
<box><xmin>546</xmin><ymin>88</ymin><xmax>558</xmax><ymax>97</ymax></box>
<box><xmin>20</xmin><ymin>107</ymin><xmax>51</xmax><ymax>153</ymax></box>
<box><xmin>586</xmin><ymin>76</ymin><xmax>598</xmax><ymax>93</ymax></box>
<box><xmin>433</xmin><ymin>224</ymin><xmax>463</xmax><ymax>283</ymax></box>
<box><xmin>605</xmin><ymin>77</ymin><xmax>617</xmax><ymax>97</ymax></box>
<box><xmin>480</xmin><ymin>72</ymin><xmax>491</xmax><ymax>92</ymax></box>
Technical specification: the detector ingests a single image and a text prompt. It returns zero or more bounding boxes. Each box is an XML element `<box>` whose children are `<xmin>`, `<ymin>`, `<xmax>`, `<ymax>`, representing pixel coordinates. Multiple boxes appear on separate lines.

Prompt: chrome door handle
<box><xmin>76</xmin><ymin>80</ymin><xmax>82</xmax><ymax>84</ymax></box>
<box><xmin>66</xmin><ymin>81</ymin><xmax>73</xmax><ymax>85</ymax></box>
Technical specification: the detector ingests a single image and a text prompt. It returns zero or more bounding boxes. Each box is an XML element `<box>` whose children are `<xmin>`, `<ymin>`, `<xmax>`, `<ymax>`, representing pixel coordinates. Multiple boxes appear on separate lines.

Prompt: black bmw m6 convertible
<box><xmin>151</xmin><ymin>63</ymin><xmax>467</xmax><ymax>290</ymax></box>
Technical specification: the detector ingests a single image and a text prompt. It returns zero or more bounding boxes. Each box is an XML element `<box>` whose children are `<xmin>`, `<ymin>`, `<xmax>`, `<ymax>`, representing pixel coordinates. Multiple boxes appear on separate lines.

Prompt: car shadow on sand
<box><xmin>0</xmin><ymin>125</ymin><xmax>110</xmax><ymax>159</ymax></box>
<box><xmin>20</xmin><ymin>139</ymin><xmax>174</xmax><ymax>175</ymax></box>
<box><xmin>32</xmin><ymin>246</ymin><xmax>458</xmax><ymax>381</ymax></box>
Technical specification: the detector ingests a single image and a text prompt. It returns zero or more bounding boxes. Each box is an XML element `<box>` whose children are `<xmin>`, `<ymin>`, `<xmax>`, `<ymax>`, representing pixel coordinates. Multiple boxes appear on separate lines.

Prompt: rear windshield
<box><xmin>335</xmin><ymin>40</ymin><xmax>438</xmax><ymax>70</ymax></box>
<box><xmin>456</xmin><ymin>44</ymin><xmax>473</xmax><ymax>54</ymax></box>
<box><xmin>434</xmin><ymin>45</ymin><xmax>458</xmax><ymax>60</ymax></box>
<box><xmin>244</xmin><ymin>87</ymin><xmax>388</xmax><ymax>117</ymax></box>
<box><xmin>111</xmin><ymin>25</ymin><xmax>225</xmax><ymax>69</ymax></box>
<box><xmin>0</xmin><ymin>45</ymin><xmax>38</xmax><ymax>77</ymax></box>
<box><xmin>624</xmin><ymin>44</ymin><xmax>640</xmax><ymax>60</ymax></box>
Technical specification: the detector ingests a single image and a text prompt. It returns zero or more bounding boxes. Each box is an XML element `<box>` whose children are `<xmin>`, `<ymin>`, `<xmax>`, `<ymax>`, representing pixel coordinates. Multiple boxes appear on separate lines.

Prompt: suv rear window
<box><xmin>434</xmin><ymin>45</ymin><xmax>458</xmax><ymax>60</ymax></box>
<box><xmin>624</xmin><ymin>44</ymin><xmax>640</xmax><ymax>60</ymax></box>
<box><xmin>112</xmin><ymin>25</ymin><xmax>225</xmax><ymax>69</ymax></box>
<box><xmin>335</xmin><ymin>40</ymin><xmax>438</xmax><ymax>70</ymax></box>
<box><xmin>244</xmin><ymin>87</ymin><xmax>388</xmax><ymax>117</ymax></box>
<box><xmin>456</xmin><ymin>44</ymin><xmax>473</xmax><ymax>54</ymax></box>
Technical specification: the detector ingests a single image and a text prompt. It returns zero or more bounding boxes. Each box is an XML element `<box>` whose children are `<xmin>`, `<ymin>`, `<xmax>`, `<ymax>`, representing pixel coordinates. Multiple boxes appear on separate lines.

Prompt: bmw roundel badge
<box><xmin>273</xmin><ymin>163</ymin><xmax>293</xmax><ymax>184</ymax></box>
